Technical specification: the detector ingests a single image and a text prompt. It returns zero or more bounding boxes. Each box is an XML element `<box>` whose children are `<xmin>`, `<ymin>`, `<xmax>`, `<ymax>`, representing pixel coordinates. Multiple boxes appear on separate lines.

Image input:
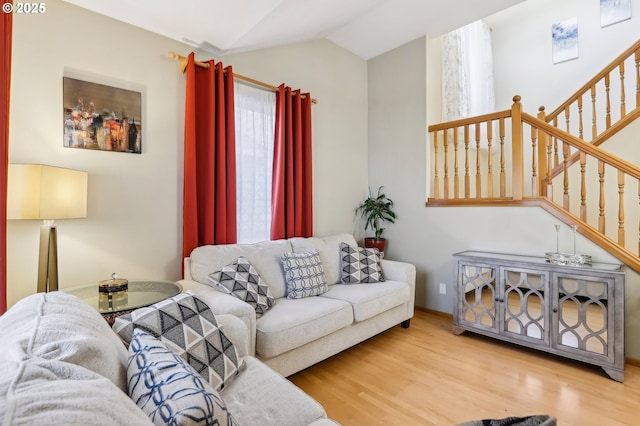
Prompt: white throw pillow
<box><xmin>339</xmin><ymin>242</ymin><xmax>386</xmax><ymax>283</ymax></box>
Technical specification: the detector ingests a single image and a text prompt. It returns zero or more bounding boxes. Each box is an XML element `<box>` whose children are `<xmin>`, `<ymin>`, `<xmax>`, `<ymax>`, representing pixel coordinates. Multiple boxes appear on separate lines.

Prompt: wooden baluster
<box><xmin>454</xmin><ymin>127</ymin><xmax>460</xmax><ymax>199</ymax></box>
<box><xmin>618</xmin><ymin>170</ymin><xmax>625</xmax><ymax>246</ymax></box>
<box><xmin>563</xmin><ymin>141</ymin><xmax>570</xmax><ymax>211</ymax></box>
<box><xmin>537</xmin><ymin>107</ymin><xmax>548</xmax><ymax>197</ymax></box>
<box><xmin>638</xmin><ymin>179</ymin><xmax>640</xmax><ymax>255</ymax></box>
<box><xmin>598</xmin><ymin>160</ymin><xmax>605</xmax><ymax>233</ymax></box>
<box><xmin>444</xmin><ymin>130</ymin><xmax>450</xmax><ymax>199</ymax></box>
<box><xmin>547</xmin><ymin>129</ymin><xmax>554</xmax><ymax>200</ymax></box>
<box><xmin>433</xmin><ymin>131</ymin><xmax>440</xmax><ymax>199</ymax></box>
<box><xmin>512</xmin><ymin>96</ymin><xmax>524</xmax><ymax>201</ymax></box>
<box><xmin>553</xmin><ymin>117</ymin><xmax>559</xmax><ymax>167</ymax></box>
<box><xmin>487</xmin><ymin>120</ymin><xmax>494</xmax><ymax>198</ymax></box>
<box><xmin>580</xmin><ymin>151</ymin><xmax>587</xmax><ymax>221</ymax></box>
<box><xmin>464</xmin><ymin>125</ymin><xmax>470</xmax><ymax>199</ymax></box>
<box><xmin>591</xmin><ymin>84</ymin><xmax>597</xmax><ymax>140</ymax></box>
<box><xmin>605</xmin><ymin>73</ymin><xmax>612</xmax><ymax>129</ymax></box>
<box><xmin>499</xmin><ymin>118</ymin><xmax>506</xmax><ymax>198</ymax></box>
<box><xmin>636</xmin><ymin>49</ymin><xmax>640</xmax><ymax>108</ymax></box>
<box><xmin>564</xmin><ymin>105</ymin><xmax>571</xmax><ymax>134</ymax></box>
<box><xmin>475</xmin><ymin>122</ymin><xmax>482</xmax><ymax>198</ymax></box>
<box><xmin>531</xmin><ymin>124</ymin><xmax>538</xmax><ymax>196</ymax></box>
<box><xmin>620</xmin><ymin>62</ymin><xmax>626</xmax><ymax>117</ymax></box>
<box><xmin>577</xmin><ymin>94</ymin><xmax>584</xmax><ymax>140</ymax></box>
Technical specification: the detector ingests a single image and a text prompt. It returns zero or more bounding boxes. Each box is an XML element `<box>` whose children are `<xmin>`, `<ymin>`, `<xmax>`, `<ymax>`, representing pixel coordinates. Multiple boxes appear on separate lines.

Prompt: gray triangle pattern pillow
<box><xmin>340</xmin><ymin>242</ymin><xmax>386</xmax><ymax>283</ymax></box>
<box><xmin>207</xmin><ymin>256</ymin><xmax>276</xmax><ymax>317</ymax></box>
<box><xmin>113</xmin><ymin>291</ymin><xmax>243</xmax><ymax>391</ymax></box>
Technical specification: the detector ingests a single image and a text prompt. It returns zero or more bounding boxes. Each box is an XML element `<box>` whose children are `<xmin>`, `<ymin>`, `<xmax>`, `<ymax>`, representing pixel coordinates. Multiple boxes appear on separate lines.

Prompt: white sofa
<box><xmin>179</xmin><ymin>234</ymin><xmax>416</xmax><ymax>377</ymax></box>
<box><xmin>0</xmin><ymin>291</ymin><xmax>338</xmax><ymax>426</ymax></box>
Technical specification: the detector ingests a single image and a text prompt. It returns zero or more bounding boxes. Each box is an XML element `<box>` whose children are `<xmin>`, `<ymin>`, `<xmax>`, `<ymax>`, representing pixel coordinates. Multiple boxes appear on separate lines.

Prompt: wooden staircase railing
<box><xmin>426</xmin><ymin>39</ymin><xmax>640</xmax><ymax>273</ymax></box>
<box><xmin>427</xmin><ymin>96</ymin><xmax>640</xmax><ymax>273</ymax></box>
<box><xmin>545</xmin><ymin>39</ymin><xmax>640</xmax><ymax>145</ymax></box>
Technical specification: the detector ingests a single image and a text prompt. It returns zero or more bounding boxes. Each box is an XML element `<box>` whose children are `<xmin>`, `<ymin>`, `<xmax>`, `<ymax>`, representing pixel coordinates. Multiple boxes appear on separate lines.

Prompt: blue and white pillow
<box><xmin>128</xmin><ymin>328</ymin><xmax>237</xmax><ymax>426</ymax></box>
<box><xmin>280</xmin><ymin>250</ymin><xmax>328</xmax><ymax>299</ymax></box>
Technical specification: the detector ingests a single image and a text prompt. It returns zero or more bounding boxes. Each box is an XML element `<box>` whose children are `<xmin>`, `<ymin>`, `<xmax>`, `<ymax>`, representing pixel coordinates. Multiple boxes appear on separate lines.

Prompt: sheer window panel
<box><xmin>234</xmin><ymin>82</ymin><xmax>276</xmax><ymax>243</ymax></box>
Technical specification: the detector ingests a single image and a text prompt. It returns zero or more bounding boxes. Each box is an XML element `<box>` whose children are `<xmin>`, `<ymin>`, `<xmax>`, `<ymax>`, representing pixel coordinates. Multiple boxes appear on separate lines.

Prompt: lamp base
<box><xmin>38</xmin><ymin>223</ymin><xmax>58</xmax><ymax>292</ymax></box>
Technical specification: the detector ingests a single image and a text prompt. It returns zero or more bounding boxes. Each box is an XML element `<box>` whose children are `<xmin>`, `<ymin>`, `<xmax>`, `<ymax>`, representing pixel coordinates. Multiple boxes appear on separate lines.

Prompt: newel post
<box><xmin>537</xmin><ymin>106</ymin><xmax>548</xmax><ymax>197</ymax></box>
<box><xmin>511</xmin><ymin>96</ymin><xmax>524</xmax><ymax>200</ymax></box>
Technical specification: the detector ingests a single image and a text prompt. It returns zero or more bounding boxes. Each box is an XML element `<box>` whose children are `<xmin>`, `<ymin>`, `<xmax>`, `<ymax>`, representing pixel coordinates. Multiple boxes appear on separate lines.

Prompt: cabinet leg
<box><xmin>400</xmin><ymin>319</ymin><xmax>411</xmax><ymax>328</ymax></box>
<box><xmin>452</xmin><ymin>325</ymin><xmax>466</xmax><ymax>335</ymax></box>
<box><xmin>602</xmin><ymin>366</ymin><xmax>624</xmax><ymax>382</ymax></box>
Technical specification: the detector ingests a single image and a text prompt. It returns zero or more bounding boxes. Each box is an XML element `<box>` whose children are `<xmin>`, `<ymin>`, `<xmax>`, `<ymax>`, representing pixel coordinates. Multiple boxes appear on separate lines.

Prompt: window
<box><xmin>234</xmin><ymin>82</ymin><xmax>276</xmax><ymax>243</ymax></box>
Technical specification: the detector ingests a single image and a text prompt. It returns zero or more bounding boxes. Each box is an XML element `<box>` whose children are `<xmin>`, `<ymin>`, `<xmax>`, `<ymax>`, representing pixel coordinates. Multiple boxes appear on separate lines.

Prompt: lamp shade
<box><xmin>8</xmin><ymin>164</ymin><xmax>88</xmax><ymax>220</ymax></box>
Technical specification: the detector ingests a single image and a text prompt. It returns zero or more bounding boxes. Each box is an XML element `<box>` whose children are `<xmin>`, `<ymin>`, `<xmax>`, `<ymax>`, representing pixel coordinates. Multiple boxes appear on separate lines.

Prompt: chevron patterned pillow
<box><xmin>113</xmin><ymin>291</ymin><xmax>243</xmax><ymax>391</ymax></box>
<box><xmin>207</xmin><ymin>256</ymin><xmax>275</xmax><ymax>317</ymax></box>
<box><xmin>339</xmin><ymin>242</ymin><xmax>386</xmax><ymax>283</ymax></box>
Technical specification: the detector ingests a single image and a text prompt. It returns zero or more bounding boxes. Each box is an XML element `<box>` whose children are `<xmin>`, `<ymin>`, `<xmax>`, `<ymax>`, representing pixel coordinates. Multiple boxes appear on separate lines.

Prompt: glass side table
<box><xmin>64</xmin><ymin>280</ymin><xmax>182</xmax><ymax>325</ymax></box>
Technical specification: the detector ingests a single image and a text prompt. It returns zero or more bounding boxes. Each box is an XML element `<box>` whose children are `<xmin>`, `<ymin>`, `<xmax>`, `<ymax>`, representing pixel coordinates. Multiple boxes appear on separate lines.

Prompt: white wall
<box><xmin>368</xmin><ymin>1</ymin><xmax>640</xmax><ymax>358</ymax></box>
<box><xmin>8</xmin><ymin>1</ymin><xmax>188</xmax><ymax>305</ymax></box>
<box><xmin>486</xmin><ymin>0</ymin><xmax>640</xmax><ymax>112</ymax></box>
<box><xmin>8</xmin><ymin>2</ymin><xmax>369</xmax><ymax>307</ymax></box>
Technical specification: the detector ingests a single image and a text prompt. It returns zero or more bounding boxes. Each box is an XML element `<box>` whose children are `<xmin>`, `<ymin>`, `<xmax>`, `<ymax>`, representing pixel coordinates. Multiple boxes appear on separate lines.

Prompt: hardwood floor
<box><xmin>289</xmin><ymin>310</ymin><xmax>640</xmax><ymax>426</ymax></box>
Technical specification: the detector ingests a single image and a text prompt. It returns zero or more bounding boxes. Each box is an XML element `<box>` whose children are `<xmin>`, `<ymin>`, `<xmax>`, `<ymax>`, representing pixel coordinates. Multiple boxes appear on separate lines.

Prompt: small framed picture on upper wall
<box><xmin>63</xmin><ymin>77</ymin><xmax>142</xmax><ymax>154</ymax></box>
<box><xmin>600</xmin><ymin>0</ymin><xmax>632</xmax><ymax>27</ymax></box>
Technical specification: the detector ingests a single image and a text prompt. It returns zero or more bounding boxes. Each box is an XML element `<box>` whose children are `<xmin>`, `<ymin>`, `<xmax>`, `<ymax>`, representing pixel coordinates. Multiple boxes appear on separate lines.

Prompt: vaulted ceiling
<box><xmin>64</xmin><ymin>0</ymin><xmax>526</xmax><ymax>60</ymax></box>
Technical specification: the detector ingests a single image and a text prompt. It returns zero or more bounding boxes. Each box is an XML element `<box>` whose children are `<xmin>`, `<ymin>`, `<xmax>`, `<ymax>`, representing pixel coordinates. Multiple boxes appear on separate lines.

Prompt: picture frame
<box><xmin>63</xmin><ymin>77</ymin><xmax>142</xmax><ymax>154</ymax></box>
<box><xmin>552</xmin><ymin>17</ymin><xmax>579</xmax><ymax>64</ymax></box>
<box><xmin>600</xmin><ymin>0</ymin><xmax>631</xmax><ymax>27</ymax></box>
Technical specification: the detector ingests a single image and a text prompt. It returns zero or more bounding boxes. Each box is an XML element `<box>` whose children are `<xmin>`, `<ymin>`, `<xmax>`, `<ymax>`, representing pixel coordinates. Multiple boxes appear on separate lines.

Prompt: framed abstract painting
<box><xmin>63</xmin><ymin>77</ymin><xmax>142</xmax><ymax>154</ymax></box>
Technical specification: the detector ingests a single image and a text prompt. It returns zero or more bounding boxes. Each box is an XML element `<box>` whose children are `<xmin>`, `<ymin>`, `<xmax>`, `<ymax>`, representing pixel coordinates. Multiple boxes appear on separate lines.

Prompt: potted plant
<box><xmin>355</xmin><ymin>186</ymin><xmax>396</xmax><ymax>253</ymax></box>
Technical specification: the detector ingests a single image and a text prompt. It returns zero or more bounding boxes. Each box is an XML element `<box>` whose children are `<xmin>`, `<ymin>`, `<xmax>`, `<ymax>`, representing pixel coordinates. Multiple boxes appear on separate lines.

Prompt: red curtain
<box><xmin>0</xmin><ymin>1</ymin><xmax>12</xmax><ymax>314</ymax></box>
<box><xmin>182</xmin><ymin>53</ymin><xmax>237</xmax><ymax>262</ymax></box>
<box><xmin>271</xmin><ymin>85</ymin><xmax>313</xmax><ymax>240</ymax></box>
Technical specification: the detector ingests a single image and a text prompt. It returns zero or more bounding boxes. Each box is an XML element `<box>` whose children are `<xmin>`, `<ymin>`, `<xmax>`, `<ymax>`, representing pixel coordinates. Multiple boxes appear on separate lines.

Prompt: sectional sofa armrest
<box><xmin>380</xmin><ymin>259</ymin><xmax>416</xmax><ymax>320</ymax></box>
<box><xmin>177</xmin><ymin>279</ymin><xmax>257</xmax><ymax>356</ymax></box>
<box><xmin>216</xmin><ymin>314</ymin><xmax>250</xmax><ymax>357</ymax></box>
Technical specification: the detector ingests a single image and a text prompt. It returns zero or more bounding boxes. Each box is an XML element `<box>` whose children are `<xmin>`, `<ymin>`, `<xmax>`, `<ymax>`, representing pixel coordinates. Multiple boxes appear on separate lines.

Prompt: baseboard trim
<box><xmin>626</xmin><ymin>357</ymin><xmax>640</xmax><ymax>367</ymax></box>
<box><xmin>415</xmin><ymin>308</ymin><xmax>640</xmax><ymax>368</ymax></box>
<box><xmin>415</xmin><ymin>306</ymin><xmax>453</xmax><ymax>320</ymax></box>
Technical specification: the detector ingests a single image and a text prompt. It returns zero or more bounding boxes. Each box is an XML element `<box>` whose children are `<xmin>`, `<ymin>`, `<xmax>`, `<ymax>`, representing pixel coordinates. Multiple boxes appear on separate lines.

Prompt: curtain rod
<box><xmin>168</xmin><ymin>52</ymin><xmax>317</xmax><ymax>104</ymax></box>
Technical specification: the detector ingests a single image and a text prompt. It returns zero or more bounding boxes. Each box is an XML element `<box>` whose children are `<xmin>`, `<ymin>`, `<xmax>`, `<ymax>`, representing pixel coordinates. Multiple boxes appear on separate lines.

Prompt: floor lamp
<box><xmin>7</xmin><ymin>164</ymin><xmax>88</xmax><ymax>293</ymax></box>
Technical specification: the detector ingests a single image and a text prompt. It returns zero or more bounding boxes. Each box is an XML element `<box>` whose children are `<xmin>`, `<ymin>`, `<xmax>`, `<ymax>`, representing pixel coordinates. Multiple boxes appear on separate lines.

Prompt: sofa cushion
<box><xmin>128</xmin><ymin>329</ymin><xmax>237</xmax><ymax>426</ymax></box>
<box><xmin>113</xmin><ymin>292</ymin><xmax>243</xmax><ymax>391</ymax></box>
<box><xmin>320</xmin><ymin>281</ymin><xmax>410</xmax><ymax>322</ymax></box>
<box><xmin>255</xmin><ymin>297</ymin><xmax>353</xmax><ymax>358</ymax></box>
<box><xmin>190</xmin><ymin>239</ymin><xmax>292</xmax><ymax>299</ymax></box>
<box><xmin>207</xmin><ymin>256</ymin><xmax>275</xmax><ymax>317</ymax></box>
<box><xmin>0</xmin><ymin>291</ymin><xmax>129</xmax><ymax>392</ymax></box>
<box><xmin>0</xmin><ymin>359</ymin><xmax>153</xmax><ymax>425</ymax></box>
<box><xmin>290</xmin><ymin>234</ymin><xmax>358</xmax><ymax>285</ymax></box>
<box><xmin>281</xmin><ymin>250</ymin><xmax>329</xmax><ymax>299</ymax></box>
<box><xmin>221</xmin><ymin>357</ymin><xmax>326</xmax><ymax>426</ymax></box>
<box><xmin>339</xmin><ymin>242</ymin><xmax>385</xmax><ymax>283</ymax></box>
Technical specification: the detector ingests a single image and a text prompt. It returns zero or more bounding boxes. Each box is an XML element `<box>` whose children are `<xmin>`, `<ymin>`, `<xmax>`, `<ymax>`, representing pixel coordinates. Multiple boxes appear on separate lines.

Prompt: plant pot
<box><xmin>364</xmin><ymin>237</ymin><xmax>386</xmax><ymax>254</ymax></box>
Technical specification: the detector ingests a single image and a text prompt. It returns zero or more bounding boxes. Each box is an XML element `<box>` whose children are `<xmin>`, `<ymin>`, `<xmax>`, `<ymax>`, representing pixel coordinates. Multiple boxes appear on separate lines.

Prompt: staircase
<box><xmin>427</xmin><ymin>39</ymin><xmax>640</xmax><ymax>272</ymax></box>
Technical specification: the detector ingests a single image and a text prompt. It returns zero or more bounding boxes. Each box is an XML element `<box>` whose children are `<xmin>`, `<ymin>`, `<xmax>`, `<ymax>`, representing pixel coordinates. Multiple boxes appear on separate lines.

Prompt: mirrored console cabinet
<box><xmin>452</xmin><ymin>250</ymin><xmax>625</xmax><ymax>382</ymax></box>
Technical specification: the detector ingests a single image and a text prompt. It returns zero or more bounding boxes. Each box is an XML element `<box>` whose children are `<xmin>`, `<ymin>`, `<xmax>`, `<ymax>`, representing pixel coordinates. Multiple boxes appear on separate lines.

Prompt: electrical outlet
<box><xmin>439</xmin><ymin>283</ymin><xmax>447</xmax><ymax>295</ymax></box>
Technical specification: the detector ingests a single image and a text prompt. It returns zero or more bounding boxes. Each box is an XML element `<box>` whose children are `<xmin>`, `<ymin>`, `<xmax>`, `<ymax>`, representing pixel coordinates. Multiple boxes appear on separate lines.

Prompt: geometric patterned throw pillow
<box><xmin>280</xmin><ymin>250</ymin><xmax>328</xmax><ymax>299</ymax></box>
<box><xmin>113</xmin><ymin>291</ymin><xmax>243</xmax><ymax>391</ymax></box>
<box><xmin>207</xmin><ymin>256</ymin><xmax>276</xmax><ymax>318</ymax></box>
<box><xmin>339</xmin><ymin>242</ymin><xmax>386</xmax><ymax>284</ymax></box>
<box><xmin>128</xmin><ymin>328</ymin><xmax>238</xmax><ymax>426</ymax></box>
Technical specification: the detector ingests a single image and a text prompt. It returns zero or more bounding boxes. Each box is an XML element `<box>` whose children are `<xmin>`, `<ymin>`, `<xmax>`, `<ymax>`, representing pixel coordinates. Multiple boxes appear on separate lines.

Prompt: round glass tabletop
<box><xmin>64</xmin><ymin>280</ymin><xmax>182</xmax><ymax>314</ymax></box>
